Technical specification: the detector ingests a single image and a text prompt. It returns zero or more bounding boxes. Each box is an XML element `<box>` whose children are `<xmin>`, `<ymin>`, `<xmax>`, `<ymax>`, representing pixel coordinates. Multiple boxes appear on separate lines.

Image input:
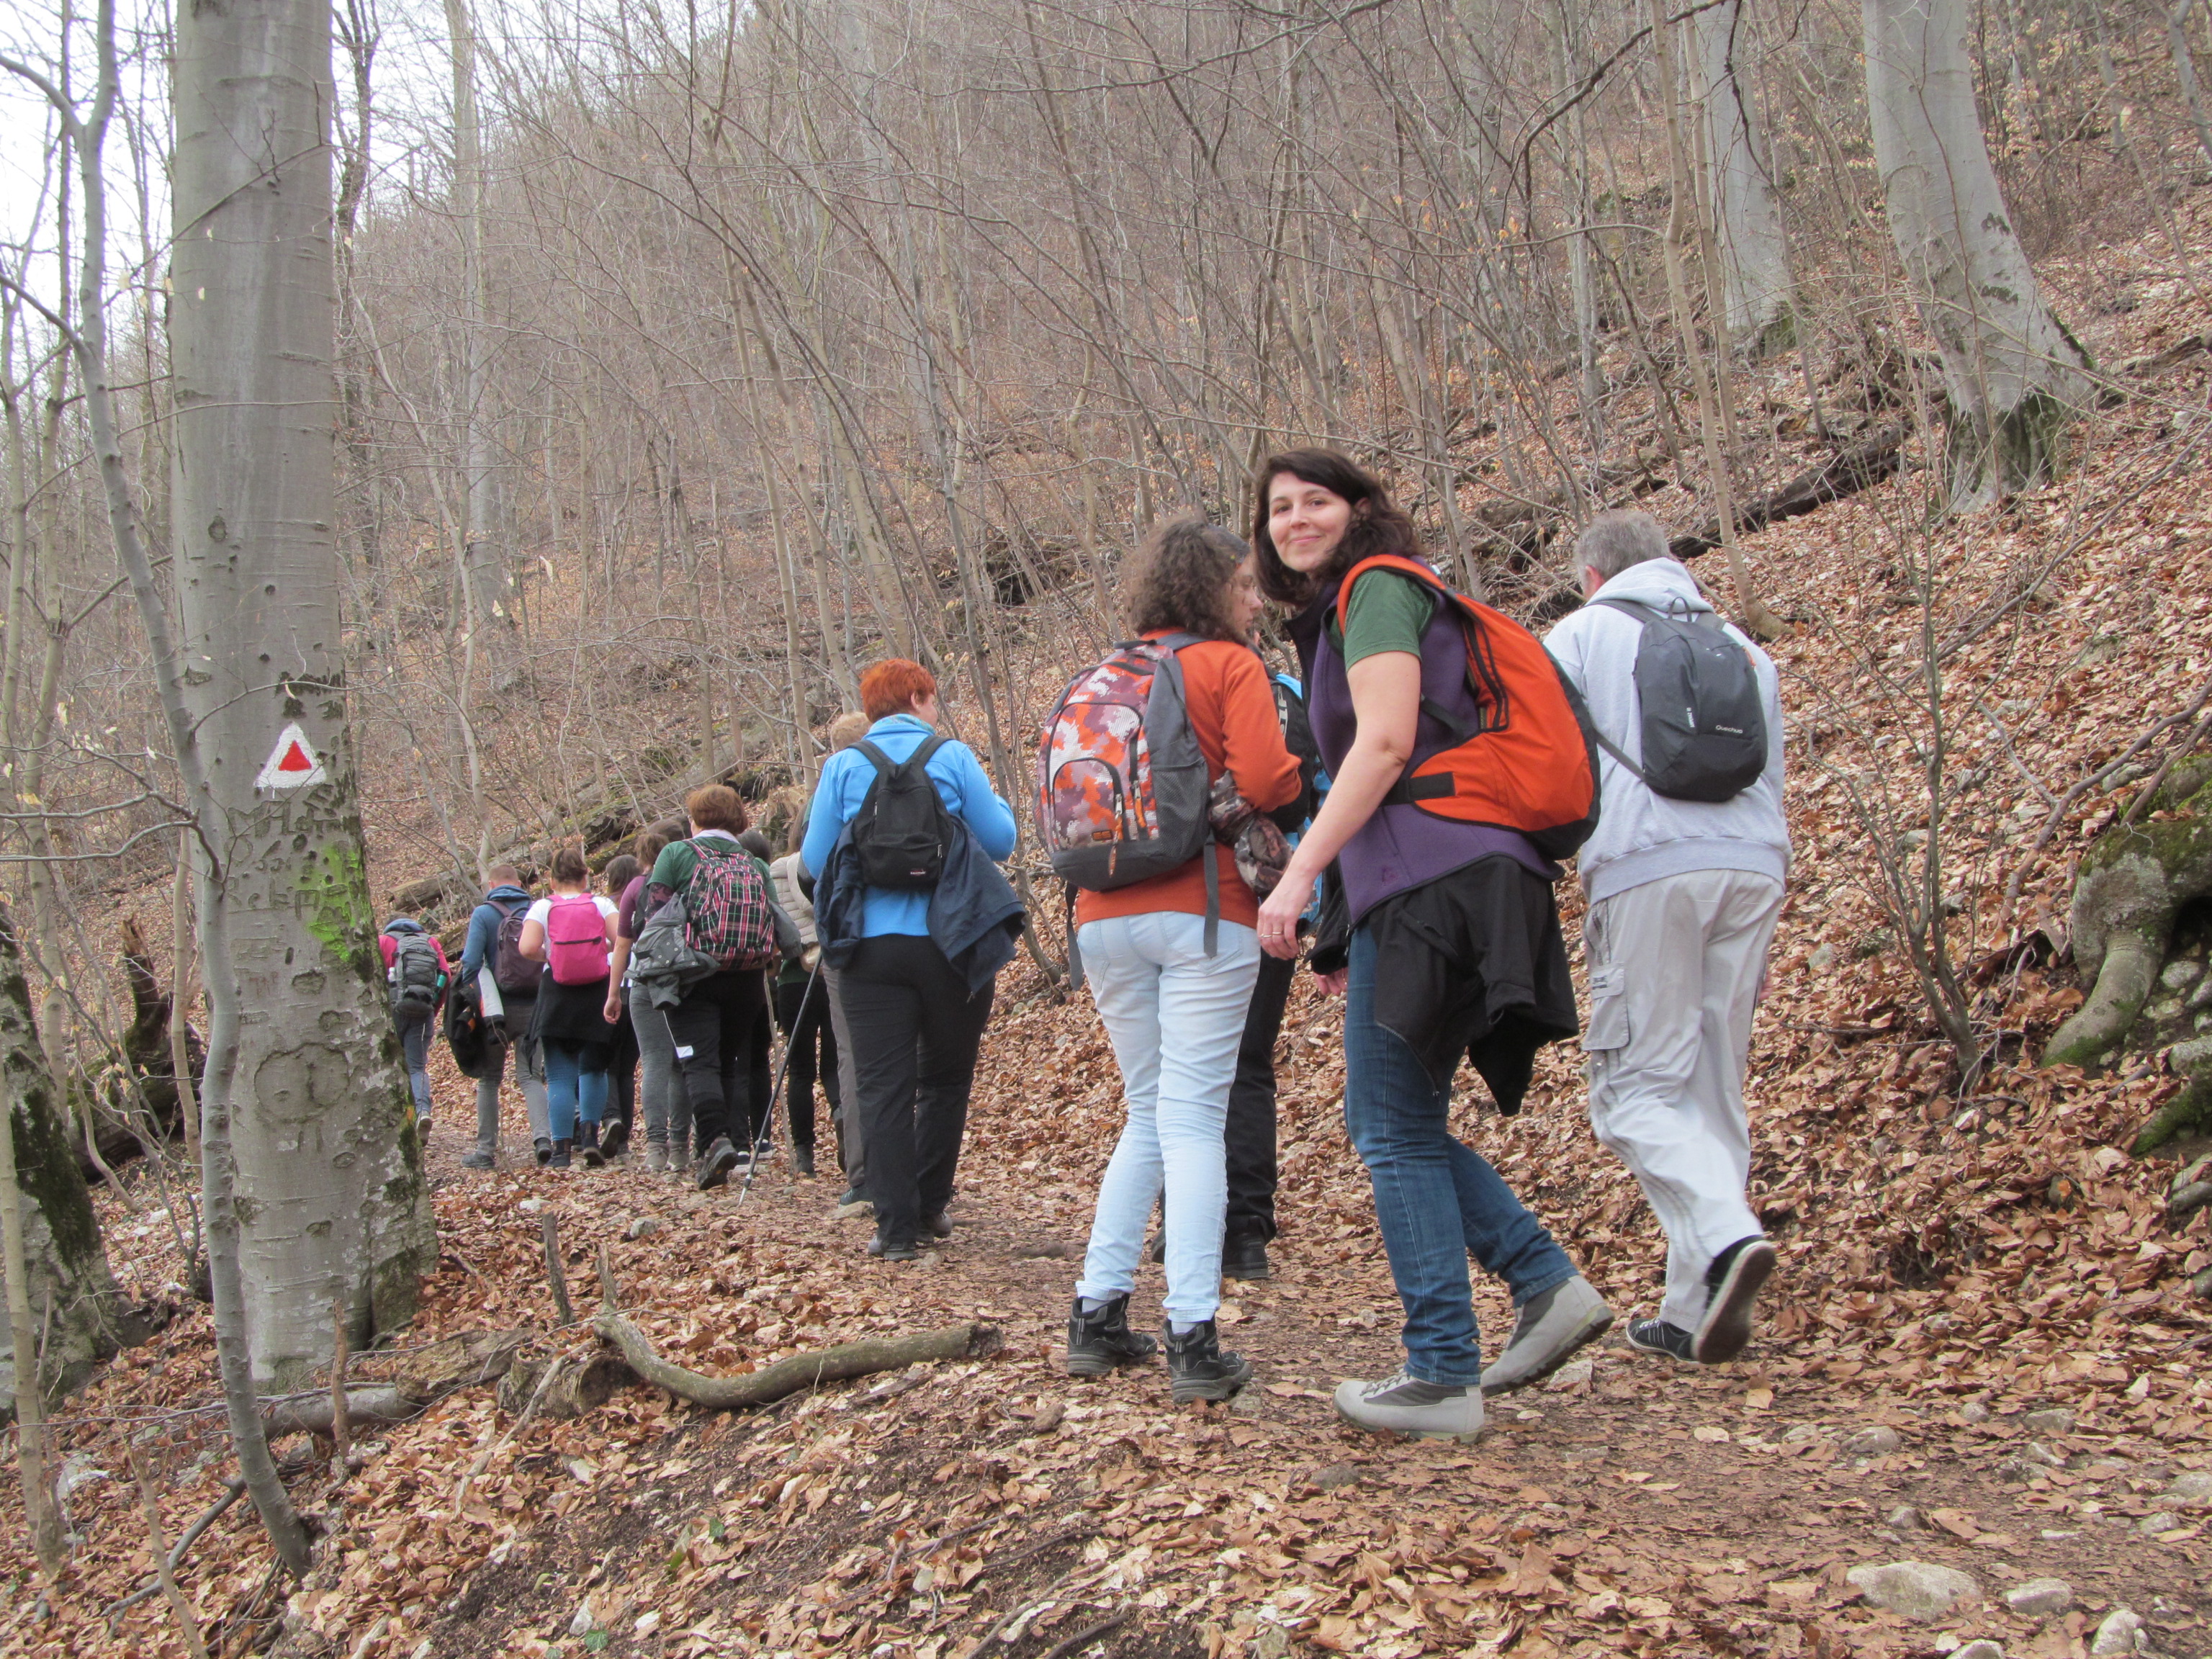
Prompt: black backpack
<box><xmin>492</xmin><ymin>899</ymin><xmax>539</xmax><ymax>997</ymax></box>
<box><xmin>388</xmin><ymin>931</ymin><xmax>444</xmax><ymax>1011</ymax></box>
<box><xmin>1591</xmin><ymin>597</ymin><xmax>1768</xmax><ymax>804</ymax></box>
<box><xmin>850</xmin><ymin>735</ymin><xmax>956</xmax><ymax>890</ymax></box>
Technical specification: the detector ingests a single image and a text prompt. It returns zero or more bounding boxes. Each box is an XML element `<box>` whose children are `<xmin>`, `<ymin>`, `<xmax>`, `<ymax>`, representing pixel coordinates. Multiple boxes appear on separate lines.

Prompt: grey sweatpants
<box><xmin>1582</xmin><ymin>868</ymin><xmax>1784</xmax><ymax>1330</ymax></box>
<box><xmin>474</xmin><ymin>1020</ymin><xmax>550</xmax><ymax>1154</ymax></box>
<box><xmin>630</xmin><ymin>981</ymin><xmax>685</xmax><ymax>1153</ymax></box>
<box><xmin>824</xmin><ymin>964</ymin><xmax>864</xmax><ymax>1192</ymax></box>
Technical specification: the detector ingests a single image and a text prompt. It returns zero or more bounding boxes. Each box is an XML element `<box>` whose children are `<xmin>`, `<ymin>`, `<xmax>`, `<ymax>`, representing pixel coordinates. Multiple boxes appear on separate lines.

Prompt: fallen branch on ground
<box><xmin>1671</xmin><ymin>427</ymin><xmax>1907</xmax><ymax>559</ymax></box>
<box><xmin>592</xmin><ymin>1314</ymin><xmax>1004</xmax><ymax>1411</ymax></box>
<box><xmin>260</xmin><ymin>1328</ymin><xmax>529</xmax><ymax>1438</ymax></box>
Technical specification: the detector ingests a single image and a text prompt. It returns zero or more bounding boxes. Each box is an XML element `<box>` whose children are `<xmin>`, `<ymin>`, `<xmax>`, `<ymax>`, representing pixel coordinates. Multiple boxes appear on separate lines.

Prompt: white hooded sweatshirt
<box><xmin>1543</xmin><ymin>557</ymin><xmax>1791</xmax><ymax>903</ymax></box>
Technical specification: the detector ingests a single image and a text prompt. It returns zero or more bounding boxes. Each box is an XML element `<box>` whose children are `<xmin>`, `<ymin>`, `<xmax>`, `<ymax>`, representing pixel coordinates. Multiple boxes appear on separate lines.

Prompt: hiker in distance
<box><xmin>514</xmin><ymin>844</ymin><xmax>622</xmax><ymax>1169</ymax></box>
<box><xmin>379</xmin><ymin>914</ymin><xmax>449</xmax><ymax>1138</ymax></box>
<box><xmin>1543</xmin><ymin>511</ymin><xmax>1789</xmax><ymax>1364</ymax></box>
<box><xmin>458</xmin><ymin>865</ymin><xmax>552</xmax><ymax>1169</ymax></box>
<box><xmin>1046</xmin><ymin>518</ymin><xmax>1300</xmax><ymax>1402</ymax></box>
<box><xmin>606</xmin><ymin>818</ymin><xmax>693</xmax><ymax>1173</ymax></box>
<box><xmin>802</xmin><ymin>660</ymin><xmax>1023</xmax><ymax>1262</ymax></box>
<box><xmin>1251</xmin><ymin>449</ymin><xmax>1614</xmax><ymax>1442</ymax></box>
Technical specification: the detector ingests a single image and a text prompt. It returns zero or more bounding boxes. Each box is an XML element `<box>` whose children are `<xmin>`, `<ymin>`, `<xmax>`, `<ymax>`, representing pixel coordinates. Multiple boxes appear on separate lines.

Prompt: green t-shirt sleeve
<box><xmin>1339</xmin><ymin>568</ymin><xmax>1437</xmax><ymax>665</ymax></box>
<box><xmin>648</xmin><ymin>841</ymin><xmax>696</xmax><ymax>892</ymax></box>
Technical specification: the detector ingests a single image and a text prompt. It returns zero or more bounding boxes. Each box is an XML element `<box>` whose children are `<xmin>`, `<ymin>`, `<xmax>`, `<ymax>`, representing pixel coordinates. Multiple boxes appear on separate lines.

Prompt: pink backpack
<box><xmin>545</xmin><ymin>894</ymin><xmax>610</xmax><ymax>985</ymax></box>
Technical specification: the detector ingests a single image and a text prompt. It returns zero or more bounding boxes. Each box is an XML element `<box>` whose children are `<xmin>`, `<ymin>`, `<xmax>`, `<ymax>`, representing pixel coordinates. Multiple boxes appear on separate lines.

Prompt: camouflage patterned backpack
<box><xmin>1036</xmin><ymin>632</ymin><xmax>1220</xmax><ymax>969</ymax></box>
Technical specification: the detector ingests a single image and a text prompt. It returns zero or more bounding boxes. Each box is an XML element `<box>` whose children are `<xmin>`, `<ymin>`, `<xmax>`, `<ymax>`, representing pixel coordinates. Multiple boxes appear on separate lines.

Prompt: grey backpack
<box><xmin>1591</xmin><ymin>597</ymin><xmax>1768</xmax><ymax>803</ymax></box>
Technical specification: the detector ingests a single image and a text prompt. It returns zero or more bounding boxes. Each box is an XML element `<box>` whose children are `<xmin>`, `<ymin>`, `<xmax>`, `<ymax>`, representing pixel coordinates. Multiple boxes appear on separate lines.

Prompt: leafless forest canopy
<box><xmin>2</xmin><ymin>0</ymin><xmax>2200</xmax><ymax>915</ymax></box>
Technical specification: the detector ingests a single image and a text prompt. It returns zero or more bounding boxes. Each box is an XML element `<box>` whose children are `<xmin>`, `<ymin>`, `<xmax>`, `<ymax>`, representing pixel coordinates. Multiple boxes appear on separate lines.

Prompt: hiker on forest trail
<box><xmin>818</xmin><ymin>709</ymin><xmax>872</xmax><ymax>1214</ymax></box>
<box><xmin>769</xmin><ymin>817</ymin><xmax>837</xmax><ymax>1180</ymax></box>
<box><xmin>458</xmin><ymin>865</ymin><xmax>552</xmax><ymax>1169</ymax></box>
<box><xmin>516</xmin><ymin>845</ymin><xmax>621</xmax><ymax>1169</ymax></box>
<box><xmin>1251</xmin><ymin>449</ymin><xmax>1614</xmax><ymax>1442</ymax></box>
<box><xmin>1543</xmin><ymin>510</ymin><xmax>1789</xmax><ymax>1367</ymax></box>
<box><xmin>646</xmin><ymin>786</ymin><xmax>782</xmax><ymax>1190</ymax></box>
<box><xmin>598</xmin><ymin>853</ymin><xmax>640</xmax><ymax>1160</ymax></box>
<box><xmin>803</xmin><ymin>660</ymin><xmax>1022</xmax><ymax>1262</ymax></box>
<box><xmin>379</xmin><ymin>915</ymin><xmax>449</xmax><ymax>1138</ymax></box>
<box><xmin>737</xmin><ymin>828</ymin><xmax>782</xmax><ymax>1162</ymax></box>
<box><xmin>607</xmin><ymin>819</ymin><xmax>692</xmax><ymax>1173</ymax></box>
<box><xmin>1046</xmin><ymin>518</ymin><xmax>1299</xmax><ymax>1404</ymax></box>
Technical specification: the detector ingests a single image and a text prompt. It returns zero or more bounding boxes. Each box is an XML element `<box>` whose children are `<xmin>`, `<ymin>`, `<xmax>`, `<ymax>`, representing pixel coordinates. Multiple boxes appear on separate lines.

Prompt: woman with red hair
<box><xmin>801</xmin><ymin>660</ymin><xmax>1018</xmax><ymax>1260</ymax></box>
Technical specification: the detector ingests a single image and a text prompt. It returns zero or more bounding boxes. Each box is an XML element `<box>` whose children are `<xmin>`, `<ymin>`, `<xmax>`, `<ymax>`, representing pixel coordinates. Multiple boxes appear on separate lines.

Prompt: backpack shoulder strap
<box><xmin>1154</xmin><ymin>629</ymin><xmax>1207</xmax><ymax>653</ymax></box>
<box><xmin>899</xmin><ymin>734</ymin><xmax>950</xmax><ymax>775</ymax></box>
<box><xmin>855</xmin><ymin>740</ymin><xmax>894</xmax><ymax>778</ymax></box>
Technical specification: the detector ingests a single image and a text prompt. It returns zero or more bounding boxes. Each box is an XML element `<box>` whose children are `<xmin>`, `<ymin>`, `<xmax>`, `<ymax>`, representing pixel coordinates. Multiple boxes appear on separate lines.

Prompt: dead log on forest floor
<box><xmin>593</xmin><ymin>1314</ymin><xmax>1004</xmax><ymax>1412</ymax></box>
<box><xmin>262</xmin><ymin>1327</ymin><xmax>529</xmax><ymax>1437</ymax></box>
<box><xmin>1668</xmin><ymin>426</ymin><xmax>1908</xmax><ymax>560</ymax></box>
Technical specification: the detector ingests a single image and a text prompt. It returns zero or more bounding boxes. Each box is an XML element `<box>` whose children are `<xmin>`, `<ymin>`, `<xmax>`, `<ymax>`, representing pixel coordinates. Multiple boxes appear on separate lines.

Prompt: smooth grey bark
<box><xmin>1691</xmin><ymin>0</ymin><xmax>1793</xmax><ymax>353</ymax></box>
<box><xmin>1863</xmin><ymin>0</ymin><xmax>2091</xmax><ymax>508</ymax></box>
<box><xmin>171</xmin><ymin>0</ymin><xmax>434</xmax><ymax>1401</ymax></box>
<box><xmin>441</xmin><ymin>0</ymin><xmax>505</xmax><ymax>634</ymax></box>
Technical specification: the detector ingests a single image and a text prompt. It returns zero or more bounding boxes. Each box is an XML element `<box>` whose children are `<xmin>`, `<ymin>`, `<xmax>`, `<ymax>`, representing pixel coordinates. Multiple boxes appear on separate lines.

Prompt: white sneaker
<box><xmin>1480</xmin><ymin>1274</ymin><xmax>1614</xmax><ymax>1394</ymax></box>
<box><xmin>644</xmin><ymin>1143</ymin><xmax>670</xmax><ymax>1174</ymax></box>
<box><xmin>1333</xmin><ymin>1370</ymin><xmax>1485</xmax><ymax>1441</ymax></box>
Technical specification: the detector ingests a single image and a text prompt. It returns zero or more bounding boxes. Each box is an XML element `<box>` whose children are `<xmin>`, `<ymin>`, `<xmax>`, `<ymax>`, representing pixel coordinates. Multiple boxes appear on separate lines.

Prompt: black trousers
<box><xmin>607</xmin><ymin>998</ymin><xmax>639</xmax><ymax>1132</ymax></box>
<box><xmin>662</xmin><ymin>968</ymin><xmax>768</xmax><ymax>1154</ymax></box>
<box><xmin>773</xmin><ymin>973</ymin><xmax>837</xmax><ymax>1150</ymax></box>
<box><xmin>839</xmin><ymin>935</ymin><xmax>994</xmax><ymax>1250</ymax></box>
<box><xmin>742</xmin><ymin>989</ymin><xmax>774</xmax><ymax>1150</ymax></box>
<box><xmin>1225</xmin><ymin>950</ymin><xmax>1297</xmax><ymax>1243</ymax></box>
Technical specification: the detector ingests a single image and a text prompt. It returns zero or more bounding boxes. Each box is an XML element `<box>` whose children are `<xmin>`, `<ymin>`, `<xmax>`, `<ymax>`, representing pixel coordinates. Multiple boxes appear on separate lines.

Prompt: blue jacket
<box><xmin>818</xmin><ymin>819</ymin><xmax>1024</xmax><ymax>997</ymax></box>
<box><xmin>459</xmin><ymin>884</ymin><xmax>532</xmax><ymax>980</ymax></box>
<box><xmin>801</xmin><ymin>715</ymin><xmax>1018</xmax><ymax>938</ymax></box>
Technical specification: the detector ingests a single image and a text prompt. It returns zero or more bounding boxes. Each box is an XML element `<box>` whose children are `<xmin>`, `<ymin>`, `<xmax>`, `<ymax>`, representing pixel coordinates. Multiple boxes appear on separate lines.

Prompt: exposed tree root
<box><xmin>592</xmin><ymin>1314</ymin><xmax>1004</xmax><ymax>1412</ymax></box>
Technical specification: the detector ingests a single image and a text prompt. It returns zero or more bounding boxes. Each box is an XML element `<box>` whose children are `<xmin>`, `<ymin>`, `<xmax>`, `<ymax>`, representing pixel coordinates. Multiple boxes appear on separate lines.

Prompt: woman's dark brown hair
<box><xmin>549</xmin><ymin>844</ymin><xmax>589</xmax><ymax>885</ymax></box>
<box><xmin>603</xmin><ymin>853</ymin><xmax>638</xmax><ymax>896</ymax></box>
<box><xmin>1249</xmin><ymin>449</ymin><xmax>1424</xmax><ymax>606</ymax></box>
<box><xmin>1123</xmin><ymin>516</ymin><xmax>1251</xmax><ymax>642</ymax></box>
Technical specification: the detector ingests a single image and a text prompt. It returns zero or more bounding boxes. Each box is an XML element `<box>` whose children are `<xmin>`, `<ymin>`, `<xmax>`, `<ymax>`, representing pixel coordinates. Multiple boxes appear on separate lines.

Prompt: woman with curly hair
<box><xmin>1061</xmin><ymin>516</ymin><xmax>1300</xmax><ymax>1404</ymax></box>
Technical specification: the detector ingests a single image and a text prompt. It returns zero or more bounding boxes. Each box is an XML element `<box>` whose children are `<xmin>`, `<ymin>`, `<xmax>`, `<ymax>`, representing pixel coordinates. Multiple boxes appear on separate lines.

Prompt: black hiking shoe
<box><xmin>1626</xmin><ymin>1318</ymin><xmax>1696</xmax><ymax>1363</ymax></box>
<box><xmin>1161</xmin><ymin>1319</ymin><xmax>1251</xmax><ymax>1404</ymax></box>
<box><xmin>1694</xmin><ymin>1237</ymin><xmax>1776</xmax><ymax>1364</ymax></box>
<box><xmin>462</xmin><ymin>1150</ymin><xmax>495</xmax><ymax>1170</ymax></box>
<box><xmin>1064</xmin><ymin>1294</ymin><xmax>1159</xmax><ymax>1377</ymax></box>
<box><xmin>695</xmin><ymin>1138</ymin><xmax>740</xmax><ymax>1190</ymax></box>
<box><xmin>867</xmin><ymin>1231</ymin><xmax>919</xmax><ymax>1262</ymax></box>
<box><xmin>578</xmin><ymin>1123</ymin><xmax>605</xmax><ymax>1167</ymax></box>
<box><xmin>599</xmin><ymin>1118</ymin><xmax>629</xmax><ymax>1161</ymax></box>
<box><xmin>548</xmin><ymin>1139</ymin><xmax>573</xmax><ymax>1170</ymax></box>
<box><xmin>533</xmin><ymin>1136</ymin><xmax>554</xmax><ymax>1167</ymax></box>
<box><xmin>792</xmin><ymin>1143</ymin><xmax>815</xmax><ymax>1178</ymax></box>
<box><xmin>1222</xmin><ymin>1234</ymin><xmax>1272</xmax><ymax>1281</ymax></box>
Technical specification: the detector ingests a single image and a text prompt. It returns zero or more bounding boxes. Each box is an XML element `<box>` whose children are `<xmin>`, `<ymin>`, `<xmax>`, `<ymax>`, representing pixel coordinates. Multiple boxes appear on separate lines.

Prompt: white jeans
<box><xmin>1074</xmin><ymin>912</ymin><xmax>1261</xmax><ymax>1326</ymax></box>
<box><xmin>1583</xmin><ymin>868</ymin><xmax>1784</xmax><ymax>1329</ymax></box>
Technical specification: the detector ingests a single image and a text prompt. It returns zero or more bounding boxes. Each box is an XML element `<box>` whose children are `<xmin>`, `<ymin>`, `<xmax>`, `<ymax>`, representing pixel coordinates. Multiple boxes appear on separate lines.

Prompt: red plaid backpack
<box><xmin>680</xmin><ymin>840</ymin><xmax>778</xmax><ymax>971</ymax></box>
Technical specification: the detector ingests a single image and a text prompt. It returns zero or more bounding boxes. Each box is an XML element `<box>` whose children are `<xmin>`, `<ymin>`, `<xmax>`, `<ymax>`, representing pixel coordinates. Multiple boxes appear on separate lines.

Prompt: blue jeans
<box><xmin>395</xmin><ymin>1004</ymin><xmax>434</xmax><ymax>1117</ymax></box>
<box><xmin>1074</xmin><ymin>912</ymin><xmax>1261</xmax><ymax>1326</ymax></box>
<box><xmin>1343</xmin><ymin>926</ymin><xmax>1575</xmax><ymax>1385</ymax></box>
<box><xmin>543</xmin><ymin>1040</ymin><xmax>610</xmax><ymax>1142</ymax></box>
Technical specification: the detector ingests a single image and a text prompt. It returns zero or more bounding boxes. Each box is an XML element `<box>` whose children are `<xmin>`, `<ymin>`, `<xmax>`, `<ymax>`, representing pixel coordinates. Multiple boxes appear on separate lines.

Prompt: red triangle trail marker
<box><xmin>256</xmin><ymin>722</ymin><xmax>328</xmax><ymax>789</ymax></box>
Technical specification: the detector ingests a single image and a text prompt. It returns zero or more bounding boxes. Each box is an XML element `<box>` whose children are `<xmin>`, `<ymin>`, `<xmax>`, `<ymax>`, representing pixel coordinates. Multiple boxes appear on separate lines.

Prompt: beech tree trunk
<box><xmin>171</xmin><ymin>0</ymin><xmax>435</xmax><ymax>1390</ymax></box>
<box><xmin>1692</xmin><ymin>0</ymin><xmax>1793</xmax><ymax>354</ymax></box>
<box><xmin>1863</xmin><ymin>0</ymin><xmax>2091</xmax><ymax>508</ymax></box>
<box><xmin>0</xmin><ymin>901</ymin><xmax>137</xmax><ymax>1424</ymax></box>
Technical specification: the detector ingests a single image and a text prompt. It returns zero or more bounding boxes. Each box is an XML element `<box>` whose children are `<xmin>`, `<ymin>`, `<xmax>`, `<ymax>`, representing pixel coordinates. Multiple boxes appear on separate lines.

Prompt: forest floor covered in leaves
<box><xmin>15</xmin><ymin>209</ymin><xmax>2212</xmax><ymax>1659</ymax></box>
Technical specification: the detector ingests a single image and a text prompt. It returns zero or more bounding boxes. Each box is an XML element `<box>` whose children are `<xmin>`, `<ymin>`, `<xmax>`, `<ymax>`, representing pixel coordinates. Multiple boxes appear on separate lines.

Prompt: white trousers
<box><xmin>1583</xmin><ymin>868</ymin><xmax>1784</xmax><ymax>1329</ymax></box>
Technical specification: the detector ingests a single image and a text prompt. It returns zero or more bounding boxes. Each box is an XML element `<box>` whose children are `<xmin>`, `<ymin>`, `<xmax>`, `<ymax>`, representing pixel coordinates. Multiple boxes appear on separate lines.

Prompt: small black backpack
<box><xmin>388</xmin><ymin>931</ymin><xmax>444</xmax><ymax>1010</ymax></box>
<box><xmin>1591</xmin><ymin>597</ymin><xmax>1768</xmax><ymax>804</ymax></box>
<box><xmin>850</xmin><ymin>735</ymin><xmax>958</xmax><ymax>890</ymax></box>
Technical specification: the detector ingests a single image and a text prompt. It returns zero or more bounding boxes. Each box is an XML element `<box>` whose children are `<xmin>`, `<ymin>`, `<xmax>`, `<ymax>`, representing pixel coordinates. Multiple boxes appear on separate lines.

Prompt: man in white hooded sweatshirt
<box><xmin>1543</xmin><ymin>511</ymin><xmax>1790</xmax><ymax>1366</ymax></box>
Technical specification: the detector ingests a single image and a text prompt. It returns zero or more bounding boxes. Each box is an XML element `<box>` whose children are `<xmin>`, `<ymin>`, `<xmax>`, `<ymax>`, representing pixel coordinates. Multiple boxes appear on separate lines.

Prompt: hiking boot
<box><xmin>1161</xmin><ymin>1319</ymin><xmax>1251</xmax><ymax>1405</ymax></box>
<box><xmin>548</xmin><ymin>1139</ymin><xmax>574</xmax><ymax>1170</ymax></box>
<box><xmin>920</xmin><ymin>1208</ymin><xmax>953</xmax><ymax>1241</ymax></box>
<box><xmin>835</xmin><ymin>1189</ymin><xmax>874</xmax><ymax>1220</ymax></box>
<box><xmin>1333</xmin><ymin>1370</ymin><xmax>1485</xmax><ymax>1441</ymax></box>
<box><xmin>695</xmin><ymin>1138</ymin><xmax>740</xmax><ymax>1190</ymax></box>
<box><xmin>1221</xmin><ymin>1234</ymin><xmax>1272</xmax><ymax>1281</ymax></box>
<box><xmin>1064</xmin><ymin>1293</ymin><xmax>1159</xmax><ymax>1377</ymax></box>
<box><xmin>599</xmin><ymin>1119</ymin><xmax>629</xmax><ymax>1161</ymax></box>
<box><xmin>1480</xmin><ymin>1274</ymin><xmax>1614</xmax><ymax>1395</ymax></box>
<box><xmin>533</xmin><ymin>1137</ymin><xmax>554</xmax><ymax>1167</ymax></box>
<box><xmin>461</xmin><ymin>1149</ymin><xmax>495</xmax><ymax>1171</ymax></box>
<box><xmin>644</xmin><ymin>1142</ymin><xmax>670</xmax><ymax>1174</ymax></box>
<box><xmin>578</xmin><ymin>1124</ymin><xmax>606</xmax><ymax>1168</ymax></box>
<box><xmin>1694</xmin><ymin>1238</ymin><xmax>1776</xmax><ymax>1364</ymax></box>
<box><xmin>792</xmin><ymin>1143</ymin><xmax>816</xmax><ymax>1178</ymax></box>
<box><xmin>1626</xmin><ymin>1318</ymin><xmax>1696</xmax><ymax>1362</ymax></box>
<box><xmin>866</xmin><ymin>1231</ymin><xmax>919</xmax><ymax>1262</ymax></box>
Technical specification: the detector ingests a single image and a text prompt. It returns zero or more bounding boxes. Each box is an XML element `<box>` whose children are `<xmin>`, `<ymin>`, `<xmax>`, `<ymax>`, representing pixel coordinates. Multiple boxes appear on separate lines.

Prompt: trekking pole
<box><xmin>730</xmin><ymin>959</ymin><xmax>820</xmax><ymax>1213</ymax></box>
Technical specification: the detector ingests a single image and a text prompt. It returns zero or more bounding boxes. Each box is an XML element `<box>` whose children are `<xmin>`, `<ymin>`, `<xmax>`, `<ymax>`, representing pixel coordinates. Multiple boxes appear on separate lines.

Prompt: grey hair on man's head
<box><xmin>1575</xmin><ymin>510</ymin><xmax>1671</xmax><ymax>581</ymax></box>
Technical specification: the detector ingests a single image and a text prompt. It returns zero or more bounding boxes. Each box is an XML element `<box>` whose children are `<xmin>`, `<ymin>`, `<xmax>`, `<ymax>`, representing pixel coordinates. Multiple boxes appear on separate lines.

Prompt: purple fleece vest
<box><xmin>1291</xmin><ymin>576</ymin><xmax>1555</xmax><ymax>927</ymax></box>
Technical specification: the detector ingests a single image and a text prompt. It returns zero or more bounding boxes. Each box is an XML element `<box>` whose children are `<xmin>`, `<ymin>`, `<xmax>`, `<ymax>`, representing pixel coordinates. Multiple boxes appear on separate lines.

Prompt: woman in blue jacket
<box><xmin>802</xmin><ymin>659</ymin><xmax>1018</xmax><ymax>1261</ymax></box>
